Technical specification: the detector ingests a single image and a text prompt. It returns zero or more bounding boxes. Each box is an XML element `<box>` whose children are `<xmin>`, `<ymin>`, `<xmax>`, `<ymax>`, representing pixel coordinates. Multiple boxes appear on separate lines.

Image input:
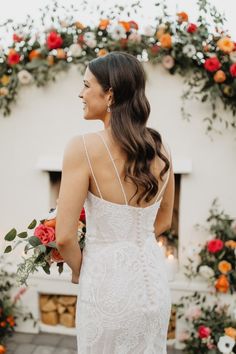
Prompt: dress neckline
<box><xmin>87</xmin><ymin>190</ymin><xmax>162</xmax><ymax>210</ymax></box>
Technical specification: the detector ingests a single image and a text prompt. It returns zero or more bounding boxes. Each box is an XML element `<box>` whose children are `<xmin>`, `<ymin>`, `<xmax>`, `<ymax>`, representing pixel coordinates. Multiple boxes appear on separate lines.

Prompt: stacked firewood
<box><xmin>167</xmin><ymin>305</ymin><xmax>176</xmax><ymax>339</ymax></box>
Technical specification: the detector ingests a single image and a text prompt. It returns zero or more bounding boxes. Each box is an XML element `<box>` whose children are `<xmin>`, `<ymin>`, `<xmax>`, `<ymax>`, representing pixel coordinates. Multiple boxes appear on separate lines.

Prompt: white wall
<box><xmin>0</xmin><ymin>64</ymin><xmax>236</xmax><ymax>269</ymax></box>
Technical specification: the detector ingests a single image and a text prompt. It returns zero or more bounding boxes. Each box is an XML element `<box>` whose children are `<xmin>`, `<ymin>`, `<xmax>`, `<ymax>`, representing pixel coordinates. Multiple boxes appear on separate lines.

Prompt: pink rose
<box><xmin>198</xmin><ymin>325</ymin><xmax>211</xmax><ymax>338</ymax></box>
<box><xmin>207</xmin><ymin>239</ymin><xmax>224</xmax><ymax>253</ymax></box>
<box><xmin>186</xmin><ymin>306</ymin><xmax>202</xmax><ymax>320</ymax></box>
<box><xmin>34</xmin><ymin>224</ymin><xmax>55</xmax><ymax>245</ymax></box>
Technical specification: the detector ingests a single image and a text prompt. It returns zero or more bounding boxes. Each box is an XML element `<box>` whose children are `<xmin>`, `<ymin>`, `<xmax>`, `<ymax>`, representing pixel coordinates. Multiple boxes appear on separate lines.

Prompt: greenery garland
<box><xmin>0</xmin><ymin>0</ymin><xmax>235</xmax><ymax>132</ymax></box>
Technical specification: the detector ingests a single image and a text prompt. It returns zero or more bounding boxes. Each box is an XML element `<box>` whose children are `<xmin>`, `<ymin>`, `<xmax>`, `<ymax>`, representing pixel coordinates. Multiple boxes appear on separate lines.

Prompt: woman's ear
<box><xmin>108</xmin><ymin>88</ymin><xmax>114</xmax><ymax>105</ymax></box>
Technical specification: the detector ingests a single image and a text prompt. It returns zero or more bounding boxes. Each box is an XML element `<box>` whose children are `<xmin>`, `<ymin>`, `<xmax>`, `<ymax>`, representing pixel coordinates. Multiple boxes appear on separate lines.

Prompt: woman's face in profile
<box><xmin>79</xmin><ymin>67</ymin><xmax>109</xmax><ymax>121</ymax></box>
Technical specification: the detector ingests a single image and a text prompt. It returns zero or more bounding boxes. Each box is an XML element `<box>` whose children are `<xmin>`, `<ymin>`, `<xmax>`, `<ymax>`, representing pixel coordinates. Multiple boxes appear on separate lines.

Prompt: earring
<box><xmin>107</xmin><ymin>106</ymin><xmax>111</xmax><ymax>113</ymax></box>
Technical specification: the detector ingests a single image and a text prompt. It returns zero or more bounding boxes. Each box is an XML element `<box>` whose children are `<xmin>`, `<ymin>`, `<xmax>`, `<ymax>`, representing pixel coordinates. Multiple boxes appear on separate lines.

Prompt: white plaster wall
<box><xmin>0</xmin><ymin>63</ymin><xmax>236</xmax><ymax>269</ymax></box>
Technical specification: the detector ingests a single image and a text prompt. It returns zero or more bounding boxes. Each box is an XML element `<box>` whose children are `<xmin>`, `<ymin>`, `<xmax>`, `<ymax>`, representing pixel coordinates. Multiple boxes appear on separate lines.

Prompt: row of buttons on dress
<box><xmin>136</xmin><ymin>210</ymin><xmax>155</xmax><ymax>308</ymax></box>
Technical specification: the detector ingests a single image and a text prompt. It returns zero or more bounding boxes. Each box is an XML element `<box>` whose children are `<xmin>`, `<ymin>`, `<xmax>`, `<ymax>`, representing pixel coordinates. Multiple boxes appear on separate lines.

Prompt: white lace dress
<box><xmin>75</xmin><ymin>133</ymin><xmax>172</xmax><ymax>354</ymax></box>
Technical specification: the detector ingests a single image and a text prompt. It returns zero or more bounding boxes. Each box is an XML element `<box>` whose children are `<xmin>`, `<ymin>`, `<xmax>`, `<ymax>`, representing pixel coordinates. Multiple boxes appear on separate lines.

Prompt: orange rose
<box><xmin>51</xmin><ymin>248</ymin><xmax>64</xmax><ymax>263</ymax></box>
<box><xmin>160</xmin><ymin>33</ymin><xmax>172</xmax><ymax>49</ymax></box>
<box><xmin>0</xmin><ymin>321</ymin><xmax>6</xmax><ymax>327</ymax></box>
<box><xmin>47</xmin><ymin>55</ymin><xmax>54</xmax><ymax>66</ymax></box>
<box><xmin>75</xmin><ymin>21</ymin><xmax>85</xmax><ymax>30</ymax></box>
<box><xmin>214</xmin><ymin>70</ymin><xmax>226</xmax><ymax>83</ymax></box>
<box><xmin>97</xmin><ymin>49</ymin><xmax>108</xmax><ymax>57</ymax></box>
<box><xmin>6</xmin><ymin>315</ymin><xmax>15</xmax><ymax>327</ymax></box>
<box><xmin>118</xmin><ymin>21</ymin><xmax>130</xmax><ymax>32</ymax></box>
<box><xmin>217</xmin><ymin>37</ymin><xmax>235</xmax><ymax>54</ymax></box>
<box><xmin>215</xmin><ymin>274</ymin><xmax>229</xmax><ymax>293</ymax></box>
<box><xmin>44</xmin><ymin>218</ymin><xmax>56</xmax><ymax>228</ymax></box>
<box><xmin>0</xmin><ymin>75</ymin><xmax>10</xmax><ymax>86</ymax></box>
<box><xmin>29</xmin><ymin>49</ymin><xmax>41</xmax><ymax>61</ymax></box>
<box><xmin>177</xmin><ymin>12</ymin><xmax>189</xmax><ymax>23</ymax></box>
<box><xmin>225</xmin><ymin>327</ymin><xmax>236</xmax><ymax>339</ymax></box>
<box><xmin>99</xmin><ymin>19</ymin><xmax>110</xmax><ymax>30</ymax></box>
<box><xmin>56</xmin><ymin>49</ymin><xmax>66</xmax><ymax>59</ymax></box>
<box><xmin>0</xmin><ymin>345</ymin><xmax>6</xmax><ymax>354</ymax></box>
<box><xmin>156</xmin><ymin>27</ymin><xmax>166</xmax><ymax>40</ymax></box>
<box><xmin>225</xmin><ymin>240</ymin><xmax>236</xmax><ymax>248</ymax></box>
<box><xmin>218</xmin><ymin>260</ymin><xmax>232</xmax><ymax>274</ymax></box>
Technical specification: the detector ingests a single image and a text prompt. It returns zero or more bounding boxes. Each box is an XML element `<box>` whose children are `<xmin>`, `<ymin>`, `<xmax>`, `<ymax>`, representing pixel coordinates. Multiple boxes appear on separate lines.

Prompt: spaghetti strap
<box><xmin>155</xmin><ymin>141</ymin><xmax>171</xmax><ymax>203</ymax></box>
<box><xmin>82</xmin><ymin>135</ymin><xmax>103</xmax><ymax>199</ymax></box>
<box><xmin>96</xmin><ymin>132</ymin><xmax>128</xmax><ymax>205</ymax></box>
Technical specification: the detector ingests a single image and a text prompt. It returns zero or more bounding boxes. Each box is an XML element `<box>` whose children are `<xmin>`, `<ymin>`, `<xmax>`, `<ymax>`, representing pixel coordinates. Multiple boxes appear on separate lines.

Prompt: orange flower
<box><xmin>56</xmin><ymin>49</ymin><xmax>66</xmax><ymax>59</ymax></box>
<box><xmin>177</xmin><ymin>12</ymin><xmax>189</xmax><ymax>23</ymax></box>
<box><xmin>214</xmin><ymin>70</ymin><xmax>226</xmax><ymax>83</ymax></box>
<box><xmin>51</xmin><ymin>248</ymin><xmax>64</xmax><ymax>263</ymax></box>
<box><xmin>225</xmin><ymin>240</ymin><xmax>236</xmax><ymax>248</ymax></box>
<box><xmin>75</xmin><ymin>21</ymin><xmax>85</xmax><ymax>30</ymax></box>
<box><xmin>156</xmin><ymin>27</ymin><xmax>166</xmax><ymax>40</ymax></box>
<box><xmin>118</xmin><ymin>21</ymin><xmax>130</xmax><ymax>32</ymax></box>
<box><xmin>47</xmin><ymin>55</ymin><xmax>54</xmax><ymax>66</ymax></box>
<box><xmin>0</xmin><ymin>345</ymin><xmax>6</xmax><ymax>354</ymax></box>
<box><xmin>218</xmin><ymin>260</ymin><xmax>232</xmax><ymax>274</ymax></box>
<box><xmin>6</xmin><ymin>315</ymin><xmax>15</xmax><ymax>327</ymax></box>
<box><xmin>99</xmin><ymin>19</ymin><xmax>110</xmax><ymax>30</ymax></box>
<box><xmin>217</xmin><ymin>37</ymin><xmax>235</xmax><ymax>54</ymax></box>
<box><xmin>44</xmin><ymin>218</ymin><xmax>56</xmax><ymax>228</ymax></box>
<box><xmin>160</xmin><ymin>33</ymin><xmax>172</xmax><ymax>49</ymax></box>
<box><xmin>29</xmin><ymin>49</ymin><xmax>41</xmax><ymax>61</ymax></box>
<box><xmin>0</xmin><ymin>321</ymin><xmax>6</xmax><ymax>327</ymax></box>
<box><xmin>215</xmin><ymin>274</ymin><xmax>229</xmax><ymax>293</ymax></box>
<box><xmin>0</xmin><ymin>75</ymin><xmax>10</xmax><ymax>86</ymax></box>
<box><xmin>225</xmin><ymin>327</ymin><xmax>236</xmax><ymax>339</ymax></box>
<box><xmin>97</xmin><ymin>49</ymin><xmax>108</xmax><ymax>57</ymax></box>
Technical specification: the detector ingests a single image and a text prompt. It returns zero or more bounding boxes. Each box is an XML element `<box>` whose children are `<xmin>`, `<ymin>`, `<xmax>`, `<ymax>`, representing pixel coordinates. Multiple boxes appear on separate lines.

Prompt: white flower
<box><xmin>69</xmin><ymin>43</ymin><xmax>82</xmax><ymax>57</ymax></box>
<box><xmin>217</xmin><ymin>335</ymin><xmax>235</xmax><ymax>354</ymax></box>
<box><xmin>143</xmin><ymin>25</ymin><xmax>156</xmax><ymax>37</ymax></box>
<box><xmin>185</xmin><ymin>306</ymin><xmax>202</xmax><ymax>320</ymax></box>
<box><xmin>198</xmin><ymin>265</ymin><xmax>215</xmax><ymax>279</ymax></box>
<box><xmin>17</xmin><ymin>70</ymin><xmax>33</xmax><ymax>85</ymax></box>
<box><xmin>109</xmin><ymin>24</ymin><xmax>126</xmax><ymax>40</ymax></box>
<box><xmin>128</xmin><ymin>32</ymin><xmax>141</xmax><ymax>43</ymax></box>
<box><xmin>230</xmin><ymin>52</ymin><xmax>236</xmax><ymax>63</ymax></box>
<box><xmin>183</xmin><ymin>44</ymin><xmax>197</xmax><ymax>58</ymax></box>
<box><xmin>83</xmin><ymin>32</ymin><xmax>97</xmax><ymax>48</ymax></box>
<box><xmin>162</xmin><ymin>55</ymin><xmax>175</xmax><ymax>69</ymax></box>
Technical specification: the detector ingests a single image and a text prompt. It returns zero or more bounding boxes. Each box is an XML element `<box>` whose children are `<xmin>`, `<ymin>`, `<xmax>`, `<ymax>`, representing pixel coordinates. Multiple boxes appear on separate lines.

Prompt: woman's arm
<box><xmin>55</xmin><ymin>135</ymin><xmax>89</xmax><ymax>283</ymax></box>
<box><xmin>154</xmin><ymin>158</ymin><xmax>175</xmax><ymax>237</ymax></box>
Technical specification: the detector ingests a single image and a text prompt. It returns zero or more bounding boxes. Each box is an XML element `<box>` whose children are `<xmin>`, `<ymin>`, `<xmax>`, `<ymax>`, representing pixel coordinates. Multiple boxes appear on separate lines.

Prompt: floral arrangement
<box><xmin>3</xmin><ymin>206</ymin><xmax>86</xmax><ymax>285</ymax></box>
<box><xmin>0</xmin><ymin>260</ymin><xmax>35</xmax><ymax>350</ymax></box>
<box><xmin>176</xmin><ymin>292</ymin><xmax>236</xmax><ymax>354</ymax></box>
<box><xmin>185</xmin><ymin>200</ymin><xmax>236</xmax><ymax>294</ymax></box>
<box><xmin>0</xmin><ymin>0</ymin><xmax>235</xmax><ymax>132</ymax></box>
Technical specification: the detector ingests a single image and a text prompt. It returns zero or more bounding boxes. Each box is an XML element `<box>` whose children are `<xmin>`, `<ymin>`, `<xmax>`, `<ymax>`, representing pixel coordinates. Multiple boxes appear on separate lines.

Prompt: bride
<box><xmin>56</xmin><ymin>51</ymin><xmax>174</xmax><ymax>354</ymax></box>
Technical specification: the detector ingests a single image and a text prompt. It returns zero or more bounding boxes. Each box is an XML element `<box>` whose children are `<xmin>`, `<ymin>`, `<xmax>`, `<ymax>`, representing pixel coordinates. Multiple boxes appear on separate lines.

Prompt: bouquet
<box><xmin>0</xmin><ymin>260</ymin><xmax>35</xmax><ymax>349</ymax></box>
<box><xmin>176</xmin><ymin>292</ymin><xmax>236</xmax><ymax>354</ymax></box>
<box><xmin>185</xmin><ymin>200</ymin><xmax>236</xmax><ymax>294</ymax></box>
<box><xmin>3</xmin><ymin>207</ymin><xmax>86</xmax><ymax>285</ymax></box>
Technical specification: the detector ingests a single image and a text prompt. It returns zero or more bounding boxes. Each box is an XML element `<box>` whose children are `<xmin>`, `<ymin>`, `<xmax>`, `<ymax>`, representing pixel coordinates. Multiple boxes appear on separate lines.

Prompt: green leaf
<box><xmin>42</xmin><ymin>263</ymin><xmax>50</xmax><ymax>274</ymax></box>
<box><xmin>17</xmin><ymin>231</ymin><xmax>28</xmax><ymax>238</ymax></box>
<box><xmin>28</xmin><ymin>236</ymin><xmax>42</xmax><ymax>247</ymax></box>
<box><xmin>47</xmin><ymin>241</ymin><xmax>57</xmax><ymax>248</ymax></box>
<box><xmin>4</xmin><ymin>245</ymin><xmax>12</xmax><ymax>253</ymax></box>
<box><xmin>28</xmin><ymin>219</ymin><xmax>37</xmax><ymax>229</ymax></box>
<box><xmin>4</xmin><ymin>228</ymin><xmax>17</xmax><ymax>241</ymax></box>
<box><xmin>37</xmin><ymin>245</ymin><xmax>46</xmax><ymax>253</ymax></box>
<box><xmin>57</xmin><ymin>262</ymin><xmax>64</xmax><ymax>274</ymax></box>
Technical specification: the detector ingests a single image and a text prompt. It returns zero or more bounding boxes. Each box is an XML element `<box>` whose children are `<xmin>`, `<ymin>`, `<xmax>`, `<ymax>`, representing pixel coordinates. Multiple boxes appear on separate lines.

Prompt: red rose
<box><xmin>198</xmin><ymin>325</ymin><xmax>211</xmax><ymax>339</ymax></box>
<box><xmin>13</xmin><ymin>34</ymin><xmax>23</xmax><ymax>42</ymax></box>
<box><xmin>187</xmin><ymin>23</ymin><xmax>198</xmax><ymax>33</ymax></box>
<box><xmin>204</xmin><ymin>57</ymin><xmax>221</xmax><ymax>72</ymax></box>
<box><xmin>34</xmin><ymin>224</ymin><xmax>55</xmax><ymax>245</ymax></box>
<box><xmin>207</xmin><ymin>239</ymin><xmax>224</xmax><ymax>253</ymax></box>
<box><xmin>7</xmin><ymin>50</ymin><xmax>20</xmax><ymax>65</ymax></box>
<box><xmin>46</xmin><ymin>31</ymin><xmax>63</xmax><ymax>50</ymax></box>
<box><xmin>230</xmin><ymin>63</ymin><xmax>236</xmax><ymax>77</ymax></box>
<box><xmin>150</xmin><ymin>44</ymin><xmax>160</xmax><ymax>55</ymax></box>
<box><xmin>78</xmin><ymin>34</ymin><xmax>84</xmax><ymax>44</ymax></box>
<box><xmin>129</xmin><ymin>20</ymin><xmax>139</xmax><ymax>30</ymax></box>
<box><xmin>51</xmin><ymin>249</ymin><xmax>64</xmax><ymax>263</ymax></box>
<box><xmin>80</xmin><ymin>208</ymin><xmax>86</xmax><ymax>223</ymax></box>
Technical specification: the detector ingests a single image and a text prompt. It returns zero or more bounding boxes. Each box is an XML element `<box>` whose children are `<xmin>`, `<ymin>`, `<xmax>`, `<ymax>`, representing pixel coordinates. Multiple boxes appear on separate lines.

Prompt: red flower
<box><xmin>34</xmin><ymin>224</ymin><xmax>55</xmax><ymax>245</ymax></box>
<box><xmin>13</xmin><ymin>34</ymin><xmax>23</xmax><ymax>42</ymax></box>
<box><xmin>230</xmin><ymin>63</ymin><xmax>236</xmax><ymax>77</ymax></box>
<box><xmin>204</xmin><ymin>57</ymin><xmax>221</xmax><ymax>72</ymax></box>
<box><xmin>187</xmin><ymin>23</ymin><xmax>198</xmax><ymax>33</ymax></box>
<box><xmin>80</xmin><ymin>208</ymin><xmax>86</xmax><ymax>223</ymax></box>
<box><xmin>207</xmin><ymin>239</ymin><xmax>224</xmax><ymax>253</ymax></box>
<box><xmin>51</xmin><ymin>249</ymin><xmax>64</xmax><ymax>263</ymax></box>
<box><xmin>198</xmin><ymin>325</ymin><xmax>211</xmax><ymax>338</ymax></box>
<box><xmin>150</xmin><ymin>44</ymin><xmax>160</xmax><ymax>55</ymax></box>
<box><xmin>46</xmin><ymin>31</ymin><xmax>63</xmax><ymax>50</ymax></box>
<box><xmin>129</xmin><ymin>20</ymin><xmax>139</xmax><ymax>30</ymax></box>
<box><xmin>78</xmin><ymin>34</ymin><xmax>84</xmax><ymax>44</ymax></box>
<box><xmin>7</xmin><ymin>49</ymin><xmax>20</xmax><ymax>65</ymax></box>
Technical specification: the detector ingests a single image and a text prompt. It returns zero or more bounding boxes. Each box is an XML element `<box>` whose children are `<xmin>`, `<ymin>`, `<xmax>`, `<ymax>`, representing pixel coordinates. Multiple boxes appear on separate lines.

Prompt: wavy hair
<box><xmin>88</xmin><ymin>52</ymin><xmax>170</xmax><ymax>204</ymax></box>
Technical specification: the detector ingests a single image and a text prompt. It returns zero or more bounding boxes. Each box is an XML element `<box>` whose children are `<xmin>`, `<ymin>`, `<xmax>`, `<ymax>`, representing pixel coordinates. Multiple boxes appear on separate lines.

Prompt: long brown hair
<box><xmin>89</xmin><ymin>52</ymin><xmax>170</xmax><ymax>205</ymax></box>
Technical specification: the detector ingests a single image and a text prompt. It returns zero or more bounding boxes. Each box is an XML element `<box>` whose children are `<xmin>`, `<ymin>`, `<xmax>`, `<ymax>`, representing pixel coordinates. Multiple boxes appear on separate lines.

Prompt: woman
<box><xmin>56</xmin><ymin>52</ymin><xmax>174</xmax><ymax>354</ymax></box>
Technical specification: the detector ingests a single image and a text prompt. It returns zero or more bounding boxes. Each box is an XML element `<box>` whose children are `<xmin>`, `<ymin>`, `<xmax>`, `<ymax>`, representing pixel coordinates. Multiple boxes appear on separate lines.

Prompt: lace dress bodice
<box><xmin>75</xmin><ymin>132</ymin><xmax>172</xmax><ymax>354</ymax></box>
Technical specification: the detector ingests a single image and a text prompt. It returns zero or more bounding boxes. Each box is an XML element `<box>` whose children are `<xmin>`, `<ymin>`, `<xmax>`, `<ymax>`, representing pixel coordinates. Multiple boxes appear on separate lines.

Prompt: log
<box><xmin>41</xmin><ymin>311</ymin><xmax>58</xmax><ymax>326</ymax></box>
<box><xmin>58</xmin><ymin>295</ymin><xmax>77</xmax><ymax>306</ymax></box>
<box><xmin>59</xmin><ymin>313</ymin><xmax>75</xmax><ymax>328</ymax></box>
<box><xmin>41</xmin><ymin>299</ymin><xmax>57</xmax><ymax>312</ymax></box>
